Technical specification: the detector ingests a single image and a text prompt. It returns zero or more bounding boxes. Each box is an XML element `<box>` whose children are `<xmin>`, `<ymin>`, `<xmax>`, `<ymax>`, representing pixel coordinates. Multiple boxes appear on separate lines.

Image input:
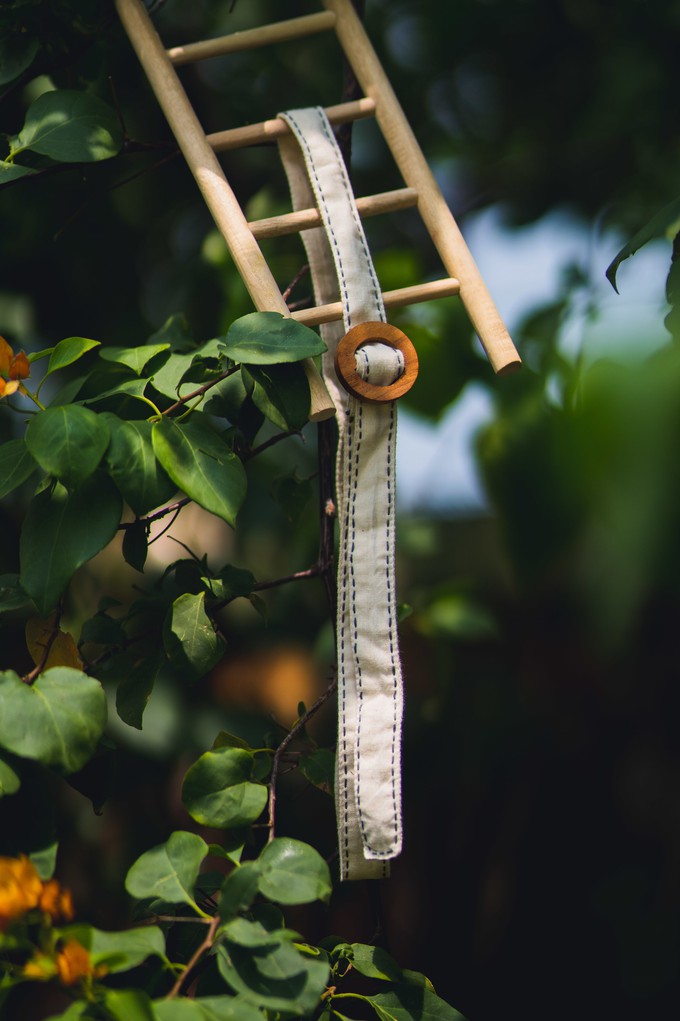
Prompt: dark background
<box><xmin>2</xmin><ymin>1</ymin><xmax>680</xmax><ymax>1017</ymax></box>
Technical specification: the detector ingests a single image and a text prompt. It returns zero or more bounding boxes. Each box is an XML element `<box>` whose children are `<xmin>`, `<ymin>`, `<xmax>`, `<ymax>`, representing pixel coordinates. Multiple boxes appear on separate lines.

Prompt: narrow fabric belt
<box><xmin>278</xmin><ymin>107</ymin><xmax>404</xmax><ymax>880</ymax></box>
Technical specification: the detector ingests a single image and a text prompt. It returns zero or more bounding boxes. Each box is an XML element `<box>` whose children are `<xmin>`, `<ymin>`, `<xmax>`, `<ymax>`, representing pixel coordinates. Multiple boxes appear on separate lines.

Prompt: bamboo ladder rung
<box><xmin>206</xmin><ymin>98</ymin><xmax>376</xmax><ymax>154</ymax></box>
<box><xmin>291</xmin><ymin>278</ymin><xmax>460</xmax><ymax>327</ymax></box>
<box><xmin>249</xmin><ymin>186</ymin><xmax>418</xmax><ymax>240</ymax></box>
<box><xmin>166</xmin><ymin>12</ymin><xmax>337</xmax><ymax>65</ymax></box>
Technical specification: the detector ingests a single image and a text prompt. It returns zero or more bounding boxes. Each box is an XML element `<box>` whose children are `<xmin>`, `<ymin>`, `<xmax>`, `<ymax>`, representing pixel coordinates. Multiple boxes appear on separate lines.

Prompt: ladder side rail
<box><xmin>322</xmin><ymin>0</ymin><xmax>521</xmax><ymax>375</ymax></box>
<box><xmin>114</xmin><ymin>0</ymin><xmax>335</xmax><ymax>419</ymax></box>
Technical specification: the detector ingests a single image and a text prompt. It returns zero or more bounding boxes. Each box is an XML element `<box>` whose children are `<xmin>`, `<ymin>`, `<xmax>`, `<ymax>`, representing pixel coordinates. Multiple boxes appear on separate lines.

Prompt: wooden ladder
<box><xmin>115</xmin><ymin>0</ymin><xmax>521</xmax><ymax>419</ymax></box>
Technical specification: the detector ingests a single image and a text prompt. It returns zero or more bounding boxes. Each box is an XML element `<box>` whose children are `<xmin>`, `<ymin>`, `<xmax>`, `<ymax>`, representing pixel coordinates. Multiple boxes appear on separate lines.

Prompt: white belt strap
<box><xmin>278</xmin><ymin>107</ymin><xmax>404</xmax><ymax>880</ymax></box>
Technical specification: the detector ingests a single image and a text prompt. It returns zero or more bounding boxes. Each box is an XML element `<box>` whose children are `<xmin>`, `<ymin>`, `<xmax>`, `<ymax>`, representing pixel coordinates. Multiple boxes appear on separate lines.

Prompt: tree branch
<box><xmin>267</xmin><ymin>674</ymin><xmax>338</xmax><ymax>842</ymax></box>
<box><xmin>166</xmin><ymin>914</ymin><xmax>220</xmax><ymax>999</ymax></box>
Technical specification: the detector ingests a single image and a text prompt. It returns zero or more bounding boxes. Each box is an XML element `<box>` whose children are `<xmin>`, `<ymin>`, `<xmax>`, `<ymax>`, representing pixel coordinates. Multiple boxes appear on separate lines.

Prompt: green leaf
<box><xmin>218</xmin><ymin>862</ymin><xmax>261</xmax><ymax>921</ymax></box>
<box><xmin>0</xmin><ymin>160</ymin><xmax>36</xmax><ymax>184</ymax></box>
<box><xmin>0</xmin><ymin>33</ymin><xmax>39</xmax><ymax>85</ymax></box>
<box><xmin>123</xmin><ymin>519</ymin><xmax>148</xmax><ymax>573</ymax></box>
<box><xmin>203</xmin><ymin>565</ymin><xmax>256</xmax><ymax>602</ymax></box>
<box><xmin>0</xmin><ymin>439</ymin><xmax>37</xmax><ymax>499</ymax></box>
<box><xmin>299</xmin><ymin>748</ymin><xmax>335</xmax><ymax>795</ymax></box>
<box><xmin>104</xmin><ymin>416</ymin><xmax>177</xmax><ymax>515</ymax></box>
<box><xmin>19</xmin><ymin>474</ymin><xmax>122</xmax><ymax>614</ymax></box>
<box><xmin>606</xmin><ymin>197</ymin><xmax>680</xmax><ymax>292</ymax></box>
<box><xmin>163</xmin><ymin>591</ymin><xmax>225</xmax><ymax>680</ymax></box>
<box><xmin>11</xmin><ymin>89</ymin><xmax>123</xmax><ymax>162</ymax></box>
<box><xmin>125</xmin><ymin>830</ymin><xmax>209</xmax><ymax>912</ymax></box>
<box><xmin>350</xmin><ymin>944</ymin><xmax>402</xmax><ymax>982</ymax></box>
<box><xmin>257</xmin><ymin>838</ymin><xmax>332</xmax><ymax>905</ymax></box>
<box><xmin>244</xmin><ymin>363</ymin><xmax>310</xmax><ymax>432</ymax></box>
<box><xmin>62</xmin><ymin>924</ymin><xmax>166</xmax><ymax>973</ymax></box>
<box><xmin>25</xmin><ymin>406</ymin><xmax>109</xmax><ymax>487</ymax></box>
<box><xmin>116</xmin><ymin>655</ymin><xmax>163</xmax><ymax>729</ymax></box>
<box><xmin>148</xmin><ymin>350</ymin><xmax>198</xmax><ymax>399</ymax></box>
<box><xmin>153</xmin><ymin>997</ymin><xmax>264</xmax><ymax>1021</ymax></box>
<box><xmin>152</xmin><ymin>417</ymin><xmax>246</xmax><ymax>526</ymax></box>
<box><xmin>44</xmin><ymin>336</ymin><xmax>100</xmax><ymax>380</ymax></box>
<box><xmin>221</xmin><ymin>917</ymin><xmax>287</xmax><ymax>948</ymax></box>
<box><xmin>85</xmin><ymin>377</ymin><xmax>152</xmax><ymax>404</ymax></box>
<box><xmin>182</xmin><ymin>747</ymin><xmax>267</xmax><ymax>828</ymax></box>
<box><xmin>103</xmin><ymin>989</ymin><xmax>155</xmax><ymax>1021</ymax></box>
<box><xmin>221</xmin><ymin>312</ymin><xmax>326</xmax><ymax>364</ymax></box>
<box><xmin>217</xmin><ymin>940</ymin><xmax>329</xmax><ymax>1014</ymax></box>
<box><xmin>0</xmin><ymin>752</ymin><xmax>20</xmax><ymax>797</ymax></box>
<box><xmin>0</xmin><ymin>668</ymin><xmax>107</xmax><ymax>773</ymax></box>
<box><xmin>369</xmin><ymin>986</ymin><xmax>469</xmax><ymax>1021</ymax></box>
<box><xmin>100</xmin><ymin>343</ymin><xmax>171</xmax><ymax>375</ymax></box>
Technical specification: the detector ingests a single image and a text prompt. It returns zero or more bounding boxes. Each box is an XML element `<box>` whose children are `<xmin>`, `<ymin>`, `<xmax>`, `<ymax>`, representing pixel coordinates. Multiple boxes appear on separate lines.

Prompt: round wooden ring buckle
<box><xmin>334</xmin><ymin>322</ymin><xmax>418</xmax><ymax>403</ymax></box>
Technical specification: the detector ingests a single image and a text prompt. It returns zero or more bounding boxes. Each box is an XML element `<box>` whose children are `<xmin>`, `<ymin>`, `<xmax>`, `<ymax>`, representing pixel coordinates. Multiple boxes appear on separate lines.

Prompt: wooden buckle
<box><xmin>334</xmin><ymin>322</ymin><xmax>418</xmax><ymax>403</ymax></box>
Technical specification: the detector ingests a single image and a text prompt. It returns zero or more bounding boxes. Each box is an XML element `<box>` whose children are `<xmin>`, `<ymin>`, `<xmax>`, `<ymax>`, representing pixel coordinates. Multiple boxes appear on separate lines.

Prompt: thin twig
<box><xmin>252</xmin><ymin>566</ymin><xmax>320</xmax><ymax>593</ymax></box>
<box><xmin>21</xmin><ymin>605</ymin><xmax>63</xmax><ymax>685</ymax></box>
<box><xmin>244</xmin><ymin>429</ymin><xmax>299</xmax><ymax>461</ymax></box>
<box><xmin>148</xmin><ymin>505</ymin><xmax>183</xmax><ymax>546</ymax></box>
<box><xmin>166</xmin><ymin>915</ymin><xmax>219</xmax><ymax>999</ymax></box>
<box><xmin>282</xmin><ymin>264</ymin><xmax>310</xmax><ymax>304</ymax></box>
<box><xmin>267</xmin><ymin>674</ymin><xmax>338</xmax><ymax>842</ymax></box>
<box><xmin>162</xmin><ymin>365</ymin><xmax>239</xmax><ymax>417</ymax></box>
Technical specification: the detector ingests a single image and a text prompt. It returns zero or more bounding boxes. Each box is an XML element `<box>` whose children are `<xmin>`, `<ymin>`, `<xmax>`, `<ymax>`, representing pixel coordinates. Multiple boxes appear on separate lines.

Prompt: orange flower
<box><xmin>54</xmin><ymin>939</ymin><xmax>105</xmax><ymax>986</ymax></box>
<box><xmin>0</xmin><ymin>855</ymin><xmax>43</xmax><ymax>931</ymax></box>
<box><xmin>39</xmin><ymin>879</ymin><xmax>74</xmax><ymax>924</ymax></box>
<box><xmin>0</xmin><ymin>335</ymin><xmax>30</xmax><ymax>399</ymax></box>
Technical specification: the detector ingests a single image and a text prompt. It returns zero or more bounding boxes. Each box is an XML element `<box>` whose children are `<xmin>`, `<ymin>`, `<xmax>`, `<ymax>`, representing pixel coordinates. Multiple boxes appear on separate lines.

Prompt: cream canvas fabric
<box><xmin>278</xmin><ymin>107</ymin><xmax>405</xmax><ymax>880</ymax></box>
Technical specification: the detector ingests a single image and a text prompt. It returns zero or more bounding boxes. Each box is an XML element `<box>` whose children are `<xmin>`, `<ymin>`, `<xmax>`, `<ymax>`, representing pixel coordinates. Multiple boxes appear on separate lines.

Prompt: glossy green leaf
<box><xmin>0</xmin><ymin>667</ymin><xmax>107</xmax><ymax>773</ymax></box>
<box><xmin>19</xmin><ymin>474</ymin><xmax>122</xmax><ymax>614</ymax></box>
<box><xmin>103</xmin><ymin>989</ymin><xmax>155</xmax><ymax>1021</ymax></box>
<box><xmin>607</xmin><ymin>197</ymin><xmax>680</xmax><ymax>292</ymax></box>
<box><xmin>153</xmin><ymin>998</ymin><xmax>263</xmax><ymax>1021</ymax></box>
<box><xmin>218</xmin><ymin>862</ymin><xmax>261</xmax><ymax>921</ymax></box>
<box><xmin>182</xmin><ymin>747</ymin><xmax>267</xmax><ymax>828</ymax></box>
<box><xmin>61</xmin><ymin>924</ymin><xmax>166</xmax><ymax>973</ymax></box>
<box><xmin>0</xmin><ymin>160</ymin><xmax>36</xmax><ymax>184</ymax></box>
<box><xmin>221</xmin><ymin>312</ymin><xmax>326</xmax><ymax>364</ymax></box>
<box><xmin>350</xmin><ymin>944</ymin><xmax>402</xmax><ymax>982</ymax></box>
<box><xmin>244</xmin><ymin>363</ymin><xmax>310</xmax><ymax>432</ymax></box>
<box><xmin>163</xmin><ymin>591</ymin><xmax>225</xmax><ymax>680</ymax></box>
<box><xmin>257</xmin><ymin>838</ymin><xmax>332</xmax><ymax>905</ymax></box>
<box><xmin>217</xmin><ymin>940</ymin><xmax>329</xmax><ymax>1014</ymax></box>
<box><xmin>0</xmin><ymin>439</ymin><xmax>37</xmax><ymax>499</ymax></box>
<box><xmin>25</xmin><ymin>406</ymin><xmax>109</xmax><ymax>487</ymax></box>
<box><xmin>148</xmin><ymin>351</ymin><xmax>198</xmax><ymax>399</ymax></box>
<box><xmin>0</xmin><ymin>33</ymin><xmax>39</xmax><ymax>85</ymax></box>
<box><xmin>369</xmin><ymin>986</ymin><xmax>469</xmax><ymax>1021</ymax></box>
<box><xmin>85</xmin><ymin>377</ymin><xmax>152</xmax><ymax>404</ymax></box>
<box><xmin>0</xmin><ymin>752</ymin><xmax>20</xmax><ymax>797</ymax></box>
<box><xmin>104</xmin><ymin>416</ymin><xmax>176</xmax><ymax>515</ymax></box>
<box><xmin>125</xmin><ymin>830</ymin><xmax>208</xmax><ymax>911</ymax></box>
<box><xmin>11</xmin><ymin>89</ymin><xmax>123</xmax><ymax>162</ymax></box>
<box><xmin>100</xmin><ymin>343</ymin><xmax>171</xmax><ymax>375</ymax></box>
<box><xmin>44</xmin><ymin>336</ymin><xmax>100</xmax><ymax>379</ymax></box>
<box><xmin>152</xmin><ymin>417</ymin><xmax>246</xmax><ymax>526</ymax></box>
